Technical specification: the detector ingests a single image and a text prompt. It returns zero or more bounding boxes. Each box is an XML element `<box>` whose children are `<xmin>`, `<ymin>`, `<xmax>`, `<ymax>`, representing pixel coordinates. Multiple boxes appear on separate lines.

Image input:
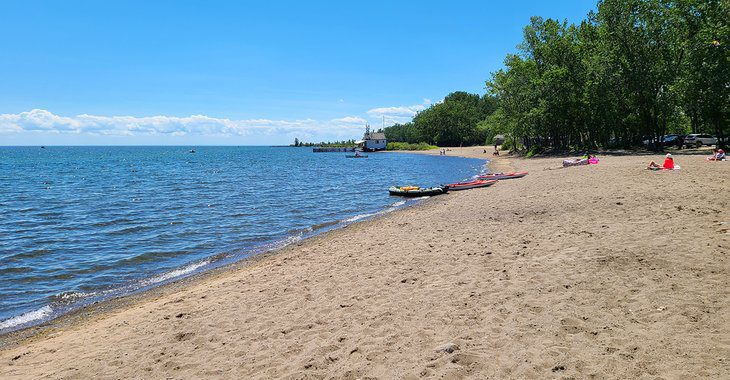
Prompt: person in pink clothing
<box><xmin>707</xmin><ymin>149</ymin><xmax>725</xmax><ymax>161</ymax></box>
<box><xmin>647</xmin><ymin>153</ymin><xmax>675</xmax><ymax>170</ymax></box>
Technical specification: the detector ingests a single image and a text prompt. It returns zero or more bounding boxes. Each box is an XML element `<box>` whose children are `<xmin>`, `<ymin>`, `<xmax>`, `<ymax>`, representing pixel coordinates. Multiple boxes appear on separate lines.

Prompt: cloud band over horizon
<box><xmin>0</xmin><ymin>103</ymin><xmax>430</xmax><ymax>144</ymax></box>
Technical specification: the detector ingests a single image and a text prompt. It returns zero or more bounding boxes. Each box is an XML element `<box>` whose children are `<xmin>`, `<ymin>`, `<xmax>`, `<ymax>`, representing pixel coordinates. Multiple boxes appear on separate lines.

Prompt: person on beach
<box><xmin>707</xmin><ymin>149</ymin><xmax>725</xmax><ymax>161</ymax></box>
<box><xmin>563</xmin><ymin>154</ymin><xmax>591</xmax><ymax>167</ymax></box>
<box><xmin>647</xmin><ymin>153</ymin><xmax>675</xmax><ymax>170</ymax></box>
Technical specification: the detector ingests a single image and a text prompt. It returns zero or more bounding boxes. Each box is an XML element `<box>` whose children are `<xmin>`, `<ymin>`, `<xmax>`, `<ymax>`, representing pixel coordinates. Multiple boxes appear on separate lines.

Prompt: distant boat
<box><xmin>346</xmin><ymin>154</ymin><xmax>368</xmax><ymax>158</ymax></box>
<box><xmin>41</xmin><ymin>146</ymin><xmax>46</xmax><ymax>149</ymax></box>
<box><xmin>189</xmin><ymin>149</ymin><xmax>196</xmax><ymax>153</ymax></box>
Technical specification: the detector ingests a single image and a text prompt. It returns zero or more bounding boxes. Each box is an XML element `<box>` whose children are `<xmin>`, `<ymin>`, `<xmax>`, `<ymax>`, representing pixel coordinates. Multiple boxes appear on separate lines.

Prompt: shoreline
<box><xmin>2</xmin><ymin>148</ymin><xmax>727</xmax><ymax>378</ymax></box>
<box><xmin>0</xmin><ymin>149</ymin><xmax>491</xmax><ymax>345</ymax></box>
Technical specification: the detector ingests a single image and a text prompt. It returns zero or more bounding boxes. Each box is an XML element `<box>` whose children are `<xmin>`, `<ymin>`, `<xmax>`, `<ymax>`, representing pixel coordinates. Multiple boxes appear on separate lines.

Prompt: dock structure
<box><xmin>312</xmin><ymin>147</ymin><xmax>357</xmax><ymax>152</ymax></box>
<box><xmin>358</xmin><ymin>124</ymin><xmax>387</xmax><ymax>152</ymax></box>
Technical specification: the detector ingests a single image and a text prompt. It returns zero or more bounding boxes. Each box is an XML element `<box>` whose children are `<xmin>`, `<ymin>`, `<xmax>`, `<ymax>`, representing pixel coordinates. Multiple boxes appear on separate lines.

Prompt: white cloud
<box><xmin>331</xmin><ymin>116</ymin><xmax>367</xmax><ymax>124</ymax></box>
<box><xmin>366</xmin><ymin>105</ymin><xmax>425</xmax><ymax>117</ymax></box>
<box><xmin>365</xmin><ymin>99</ymin><xmax>433</xmax><ymax>125</ymax></box>
<box><xmin>0</xmin><ymin>101</ymin><xmax>439</xmax><ymax>143</ymax></box>
<box><xmin>0</xmin><ymin>109</ymin><xmax>368</xmax><ymax>141</ymax></box>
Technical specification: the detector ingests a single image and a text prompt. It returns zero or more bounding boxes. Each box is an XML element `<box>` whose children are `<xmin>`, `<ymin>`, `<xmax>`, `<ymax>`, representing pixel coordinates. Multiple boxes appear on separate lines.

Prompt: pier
<box><xmin>312</xmin><ymin>147</ymin><xmax>356</xmax><ymax>152</ymax></box>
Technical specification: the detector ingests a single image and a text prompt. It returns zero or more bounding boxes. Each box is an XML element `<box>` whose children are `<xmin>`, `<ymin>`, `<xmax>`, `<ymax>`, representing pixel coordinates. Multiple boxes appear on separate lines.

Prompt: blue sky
<box><xmin>0</xmin><ymin>0</ymin><xmax>596</xmax><ymax>145</ymax></box>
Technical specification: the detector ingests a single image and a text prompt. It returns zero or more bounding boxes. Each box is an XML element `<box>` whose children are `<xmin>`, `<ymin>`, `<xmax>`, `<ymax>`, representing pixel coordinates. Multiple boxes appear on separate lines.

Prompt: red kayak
<box><xmin>478</xmin><ymin>171</ymin><xmax>528</xmax><ymax>180</ymax></box>
<box><xmin>446</xmin><ymin>179</ymin><xmax>497</xmax><ymax>191</ymax></box>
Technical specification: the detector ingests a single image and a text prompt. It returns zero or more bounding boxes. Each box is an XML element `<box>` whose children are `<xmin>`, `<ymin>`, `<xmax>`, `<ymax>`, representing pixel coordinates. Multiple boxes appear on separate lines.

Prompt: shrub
<box><xmin>386</xmin><ymin>142</ymin><xmax>439</xmax><ymax>151</ymax></box>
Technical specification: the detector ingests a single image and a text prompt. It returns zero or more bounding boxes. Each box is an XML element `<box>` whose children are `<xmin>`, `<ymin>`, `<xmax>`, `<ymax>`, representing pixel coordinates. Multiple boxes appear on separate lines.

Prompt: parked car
<box><xmin>642</xmin><ymin>134</ymin><xmax>685</xmax><ymax>149</ymax></box>
<box><xmin>683</xmin><ymin>134</ymin><xmax>717</xmax><ymax>148</ymax></box>
<box><xmin>662</xmin><ymin>134</ymin><xmax>684</xmax><ymax>148</ymax></box>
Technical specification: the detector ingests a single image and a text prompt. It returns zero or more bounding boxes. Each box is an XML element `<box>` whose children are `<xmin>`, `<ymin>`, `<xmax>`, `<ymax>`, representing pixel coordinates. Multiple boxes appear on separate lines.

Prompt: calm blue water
<box><xmin>0</xmin><ymin>146</ymin><xmax>485</xmax><ymax>332</ymax></box>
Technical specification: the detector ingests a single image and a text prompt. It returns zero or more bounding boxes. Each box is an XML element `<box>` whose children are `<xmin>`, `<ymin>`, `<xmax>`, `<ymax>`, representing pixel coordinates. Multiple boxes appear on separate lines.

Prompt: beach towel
<box><xmin>648</xmin><ymin>164</ymin><xmax>680</xmax><ymax>171</ymax></box>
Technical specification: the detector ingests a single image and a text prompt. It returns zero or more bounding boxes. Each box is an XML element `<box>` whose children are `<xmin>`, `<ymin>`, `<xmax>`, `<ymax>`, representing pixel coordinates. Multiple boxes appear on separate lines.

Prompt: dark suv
<box><xmin>663</xmin><ymin>134</ymin><xmax>684</xmax><ymax>148</ymax></box>
<box><xmin>642</xmin><ymin>134</ymin><xmax>685</xmax><ymax>149</ymax></box>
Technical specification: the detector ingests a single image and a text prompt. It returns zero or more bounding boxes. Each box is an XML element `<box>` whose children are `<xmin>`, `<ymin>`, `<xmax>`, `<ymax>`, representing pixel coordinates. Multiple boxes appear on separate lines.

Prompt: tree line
<box><xmin>291</xmin><ymin>138</ymin><xmax>358</xmax><ymax>147</ymax></box>
<box><xmin>385</xmin><ymin>0</ymin><xmax>727</xmax><ymax>151</ymax></box>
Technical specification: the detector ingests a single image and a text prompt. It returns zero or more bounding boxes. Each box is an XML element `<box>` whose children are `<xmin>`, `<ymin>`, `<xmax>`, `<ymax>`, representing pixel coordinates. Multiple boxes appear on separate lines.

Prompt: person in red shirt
<box><xmin>647</xmin><ymin>153</ymin><xmax>675</xmax><ymax>170</ymax></box>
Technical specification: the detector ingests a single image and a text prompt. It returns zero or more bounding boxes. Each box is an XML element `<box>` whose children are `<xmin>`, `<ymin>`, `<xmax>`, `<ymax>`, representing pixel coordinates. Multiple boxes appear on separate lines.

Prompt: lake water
<box><xmin>0</xmin><ymin>146</ymin><xmax>486</xmax><ymax>332</ymax></box>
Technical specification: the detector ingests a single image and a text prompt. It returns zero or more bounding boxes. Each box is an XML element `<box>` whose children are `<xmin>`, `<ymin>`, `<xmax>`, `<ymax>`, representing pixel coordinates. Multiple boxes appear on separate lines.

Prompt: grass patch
<box><xmin>386</xmin><ymin>142</ymin><xmax>439</xmax><ymax>151</ymax></box>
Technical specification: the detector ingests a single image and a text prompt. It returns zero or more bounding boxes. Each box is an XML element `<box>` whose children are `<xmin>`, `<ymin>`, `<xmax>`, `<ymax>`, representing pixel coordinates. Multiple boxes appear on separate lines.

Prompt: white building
<box><xmin>360</xmin><ymin>125</ymin><xmax>387</xmax><ymax>151</ymax></box>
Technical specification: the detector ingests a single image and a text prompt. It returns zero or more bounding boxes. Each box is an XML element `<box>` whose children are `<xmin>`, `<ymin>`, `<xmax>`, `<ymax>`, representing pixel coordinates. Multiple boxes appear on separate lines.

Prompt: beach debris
<box><xmin>175</xmin><ymin>332</ymin><xmax>194</xmax><ymax>341</ymax></box>
<box><xmin>552</xmin><ymin>365</ymin><xmax>566</xmax><ymax>372</ymax></box>
<box><xmin>435</xmin><ymin>342</ymin><xmax>460</xmax><ymax>354</ymax></box>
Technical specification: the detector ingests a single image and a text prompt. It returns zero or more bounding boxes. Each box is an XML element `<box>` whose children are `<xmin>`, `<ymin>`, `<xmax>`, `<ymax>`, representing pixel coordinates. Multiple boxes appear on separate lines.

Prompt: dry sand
<box><xmin>1</xmin><ymin>148</ymin><xmax>728</xmax><ymax>379</ymax></box>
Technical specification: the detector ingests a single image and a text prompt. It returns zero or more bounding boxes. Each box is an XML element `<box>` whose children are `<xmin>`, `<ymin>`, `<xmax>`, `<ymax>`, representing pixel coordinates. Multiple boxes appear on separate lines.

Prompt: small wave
<box><xmin>140</xmin><ymin>259</ymin><xmax>211</xmax><ymax>287</ymax></box>
<box><xmin>35</xmin><ymin>211</ymin><xmax>63</xmax><ymax>218</ymax></box>
<box><xmin>228</xmin><ymin>212</ymin><xmax>253</xmax><ymax>218</ymax></box>
<box><xmin>0</xmin><ymin>266</ymin><xmax>32</xmax><ymax>275</ymax></box>
<box><xmin>5</xmin><ymin>248</ymin><xmax>54</xmax><ymax>261</ymax></box>
<box><xmin>0</xmin><ymin>305</ymin><xmax>53</xmax><ymax>331</ymax></box>
<box><xmin>390</xmin><ymin>200</ymin><xmax>407</xmax><ymax>208</ymax></box>
<box><xmin>107</xmin><ymin>225</ymin><xmax>154</xmax><ymax>236</ymax></box>
<box><xmin>50</xmin><ymin>291</ymin><xmax>96</xmax><ymax>304</ymax></box>
<box><xmin>90</xmin><ymin>218</ymin><xmax>134</xmax><ymax>228</ymax></box>
<box><xmin>278</xmin><ymin>234</ymin><xmax>304</xmax><ymax>246</ymax></box>
<box><xmin>262</xmin><ymin>233</ymin><xmax>305</xmax><ymax>253</ymax></box>
<box><xmin>286</xmin><ymin>226</ymin><xmax>315</xmax><ymax>235</ymax></box>
<box><xmin>311</xmin><ymin>220</ymin><xmax>339</xmax><ymax>231</ymax></box>
<box><xmin>120</xmin><ymin>250</ymin><xmax>192</xmax><ymax>265</ymax></box>
<box><xmin>343</xmin><ymin>213</ymin><xmax>377</xmax><ymax>223</ymax></box>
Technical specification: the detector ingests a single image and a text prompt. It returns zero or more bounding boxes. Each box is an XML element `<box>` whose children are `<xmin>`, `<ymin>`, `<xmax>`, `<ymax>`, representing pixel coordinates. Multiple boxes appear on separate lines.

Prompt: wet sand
<box><xmin>1</xmin><ymin>148</ymin><xmax>728</xmax><ymax>379</ymax></box>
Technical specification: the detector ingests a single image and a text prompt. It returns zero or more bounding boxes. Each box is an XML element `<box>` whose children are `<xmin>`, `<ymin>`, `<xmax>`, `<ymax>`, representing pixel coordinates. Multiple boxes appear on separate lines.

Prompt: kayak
<box><xmin>346</xmin><ymin>155</ymin><xmax>368</xmax><ymax>158</ymax></box>
<box><xmin>388</xmin><ymin>186</ymin><xmax>448</xmax><ymax>197</ymax></box>
<box><xmin>478</xmin><ymin>171</ymin><xmax>528</xmax><ymax>180</ymax></box>
<box><xmin>446</xmin><ymin>179</ymin><xmax>497</xmax><ymax>191</ymax></box>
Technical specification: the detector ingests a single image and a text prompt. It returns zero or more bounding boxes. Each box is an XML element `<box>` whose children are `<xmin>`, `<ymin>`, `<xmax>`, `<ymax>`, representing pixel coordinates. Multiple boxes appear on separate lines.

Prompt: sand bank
<box><xmin>1</xmin><ymin>149</ymin><xmax>728</xmax><ymax>379</ymax></box>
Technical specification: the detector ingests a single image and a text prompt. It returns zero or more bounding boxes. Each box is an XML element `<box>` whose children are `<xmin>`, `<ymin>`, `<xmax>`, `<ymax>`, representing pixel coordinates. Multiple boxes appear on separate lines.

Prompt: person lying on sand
<box><xmin>647</xmin><ymin>153</ymin><xmax>675</xmax><ymax>170</ymax></box>
<box><xmin>707</xmin><ymin>149</ymin><xmax>726</xmax><ymax>161</ymax></box>
<box><xmin>563</xmin><ymin>155</ymin><xmax>592</xmax><ymax>167</ymax></box>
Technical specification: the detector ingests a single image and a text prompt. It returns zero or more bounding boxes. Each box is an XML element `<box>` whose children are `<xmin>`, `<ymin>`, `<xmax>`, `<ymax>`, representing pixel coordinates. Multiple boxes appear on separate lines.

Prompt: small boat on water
<box><xmin>346</xmin><ymin>154</ymin><xmax>368</xmax><ymax>158</ymax></box>
<box><xmin>446</xmin><ymin>179</ymin><xmax>497</xmax><ymax>191</ymax></box>
<box><xmin>388</xmin><ymin>186</ymin><xmax>448</xmax><ymax>197</ymax></box>
<box><xmin>189</xmin><ymin>149</ymin><xmax>196</xmax><ymax>154</ymax></box>
<box><xmin>478</xmin><ymin>171</ymin><xmax>528</xmax><ymax>180</ymax></box>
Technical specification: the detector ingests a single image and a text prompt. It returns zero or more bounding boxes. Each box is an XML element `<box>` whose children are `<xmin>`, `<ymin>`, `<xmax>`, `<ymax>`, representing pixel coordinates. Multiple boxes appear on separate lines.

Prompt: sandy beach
<box><xmin>1</xmin><ymin>148</ymin><xmax>728</xmax><ymax>379</ymax></box>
